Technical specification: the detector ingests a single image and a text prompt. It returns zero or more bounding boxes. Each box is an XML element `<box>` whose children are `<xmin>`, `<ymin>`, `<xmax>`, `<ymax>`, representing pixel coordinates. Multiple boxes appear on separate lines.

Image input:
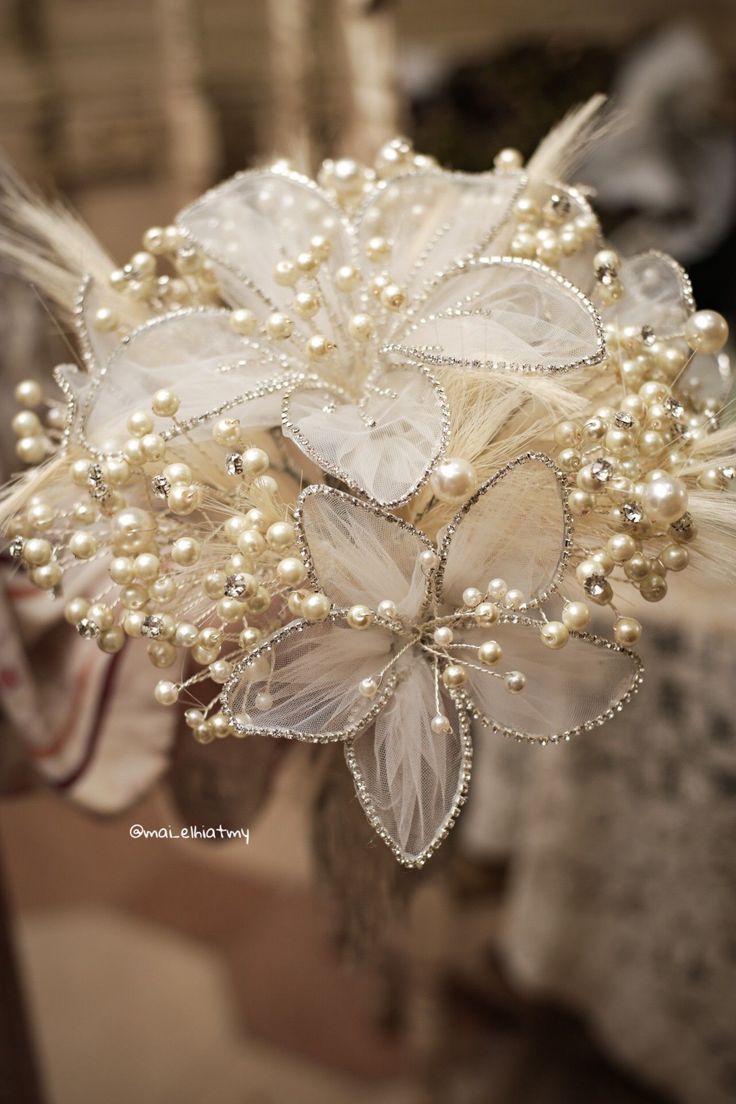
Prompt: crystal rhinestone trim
<box><xmin>591</xmin><ymin>458</ymin><xmax>614</xmax><ymax>483</ymax></box>
<box><xmin>141</xmin><ymin>614</ymin><xmax>165</xmax><ymax>638</ymax></box>
<box><xmin>77</xmin><ymin>617</ymin><xmax>100</xmax><ymax>639</ymax></box>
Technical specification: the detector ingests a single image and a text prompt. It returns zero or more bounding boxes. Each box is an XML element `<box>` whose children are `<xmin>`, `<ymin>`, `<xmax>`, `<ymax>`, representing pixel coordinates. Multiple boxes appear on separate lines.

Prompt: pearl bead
<box><xmin>255</xmin><ymin>690</ymin><xmax>274</xmax><ymax>711</ymax></box>
<box><xmin>213</xmin><ymin>417</ymin><xmax>242</xmax><ymax>447</ymax></box>
<box><xmin>494</xmin><ymin>148</ymin><xmax>523</xmax><ymax>170</ymax></box>
<box><xmin>123</xmin><ymin>612</ymin><xmax>145</xmax><ymax>637</ymax></box>
<box><xmin>478</xmin><ymin>640</ymin><xmax>502</xmax><ymax>665</ymax></box>
<box><xmin>266</xmin><ymin>312</ymin><xmax>293</xmax><ymax>340</ymax></box>
<box><xmin>277</xmin><ymin>557</ymin><xmax>306</xmax><ymax>586</ymax></box>
<box><xmin>358</xmin><ymin>676</ymin><xmax>379</xmax><ymax>698</ymax></box>
<box><xmin>273</xmin><ymin>260</ymin><xmax>297</xmax><ymax>286</ymax></box>
<box><xmin>171</xmin><ymin>537</ymin><xmax>201</xmax><ymax>566</ymax></box>
<box><xmin>335</xmin><ymin>265</ymin><xmax>360</xmax><ymax>292</ymax></box>
<box><xmin>209</xmin><ymin>659</ymin><xmax>232</xmax><ymax>684</ymax></box>
<box><xmin>266</xmin><ymin>521</ymin><xmax>295</xmax><ymax>551</ymax></box>
<box><xmin>230</xmin><ymin>308</ymin><xmax>257</xmax><ymax>335</ymax></box>
<box><xmin>194</xmin><ymin>722</ymin><xmax>215</xmax><ymax>744</ymax></box>
<box><xmin>113</xmin><ymin>507</ymin><xmax>154</xmax><ymax>544</ymax></box>
<box><xmin>660</xmin><ymin>544</ymin><xmax>689</xmax><ymax>572</ymax></box>
<box><xmin>381</xmin><ymin>284</ymin><xmax>407</xmax><ymax>311</ymax></box>
<box><xmin>240</xmin><ymin>627</ymin><xmax>262</xmax><ymax>648</ymax></box>
<box><xmin>99</xmin><ymin>626</ymin><xmax>125</xmax><ymax>654</ymax></box>
<box><xmin>442</xmin><ymin>663</ymin><xmax>467</xmax><ymax>689</ymax></box>
<box><xmin>154</xmin><ymin>680</ymin><xmax>179</xmax><ymax>706</ymax></box>
<box><xmin>614</xmin><ymin>617</ymin><xmax>642</xmax><ymax>646</ymax></box>
<box><xmin>242</xmin><ymin>447</ymin><xmax>270</xmax><ymax>476</ymax></box>
<box><xmin>462</xmin><ymin>586</ymin><xmax>482</xmax><ymax>608</ymax></box>
<box><xmin>174</xmin><ymin>622</ymin><xmax>199</xmax><ymax>648</ymax></box>
<box><xmin>294</xmin><ymin>291</ymin><xmax>320</xmax><ymax>318</ymax></box>
<box><xmin>238</xmin><ymin>530</ymin><xmax>266</xmax><ymax>557</ymax></box>
<box><xmin>684</xmin><ymin>310</ymin><xmax>728</xmax><ymax>354</ymax></box>
<box><xmin>562</xmin><ymin>601</ymin><xmax>590</xmax><ymax>631</ymax></box>
<box><xmin>504</xmin><ymin>670</ymin><xmax>526</xmax><ymax>693</ymax></box>
<box><xmin>346</xmin><ymin>604</ymin><xmax>374</xmax><ymax>630</ymax></box>
<box><xmin>431</xmin><ymin>714</ymin><xmax>452</xmax><ymax>735</ymax></box>
<box><xmin>607</xmin><ymin>533</ymin><xmax>637</xmax><ymax>563</ymax></box>
<box><xmin>419</xmin><ymin>549</ymin><xmax>438</xmax><ymax>574</ymax></box>
<box><xmin>12</xmin><ymin>410</ymin><xmax>41</xmax><ymax>437</ymax></box>
<box><xmin>624</xmin><ymin>553</ymin><xmax>651</xmax><ymax>581</ymax></box>
<box><xmin>431</xmin><ymin>457</ymin><xmax>476</xmax><ymax>502</ymax></box>
<box><xmin>127</xmin><ymin>410</ymin><xmax>154</xmax><ymax>437</ymax></box>
<box><xmin>23</xmin><ymin>537</ymin><xmax>52</xmax><ymax>565</ymax></box>
<box><xmin>433</xmin><ymin>626</ymin><xmax>454</xmax><ymax>647</ymax></box>
<box><xmin>32</xmin><ymin>562</ymin><xmax>62</xmax><ymax>589</ymax></box>
<box><xmin>252</xmin><ymin>475</ymin><xmax>278</xmax><ymax>496</ymax></box>
<box><xmin>640</xmin><ymin>572</ymin><xmax>667</xmax><ymax>602</ymax></box>
<box><xmin>475</xmin><ymin>601</ymin><xmax>499</xmax><ymax>625</ymax></box>
<box><xmin>642</xmin><ymin>477</ymin><xmax>688</xmax><ymax>525</ymax></box>
<box><xmin>93</xmin><ymin>306</ymin><xmax>117</xmax><ymax>332</ymax></box>
<box><xmin>365</xmin><ymin>235</ymin><xmax>391</xmax><ymax>261</ymax></box>
<box><xmin>306</xmin><ymin>334</ymin><xmax>334</xmax><ymax>359</ymax></box>
<box><xmin>16</xmin><ymin>436</ymin><xmax>46</xmax><ymax>463</ymax></box>
<box><xmin>348</xmin><ymin>313</ymin><xmax>374</xmax><ymax>341</ymax></box>
<box><xmin>134</xmin><ymin>553</ymin><xmax>159</xmax><ymax>580</ymax></box>
<box><xmin>504</xmin><ymin>588</ymin><xmax>525</xmax><ymax>610</ymax></box>
<box><xmin>64</xmin><ymin>597</ymin><xmax>90</xmax><ymax>625</ymax></box>
<box><xmin>69</xmin><ymin>531</ymin><xmax>97</xmax><ymax>560</ymax></box>
<box><xmin>302</xmin><ymin>592</ymin><xmax>331</xmax><ymax>622</ymax></box>
<box><xmin>14</xmin><ymin>379</ymin><xmax>42</xmax><ymax>407</ymax></box>
<box><xmin>377</xmin><ymin>599</ymin><xmax>398</xmax><ymax>619</ymax></box>
<box><xmin>167</xmin><ymin>483</ymin><xmax>202</xmax><ymax>515</ymax></box>
<box><xmin>568</xmin><ymin>489</ymin><xmax>593</xmax><ymax>516</ymax></box>
<box><xmin>540</xmin><ymin>621</ymin><xmax>569</xmax><ymax>649</ymax></box>
<box><xmin>487</xmin><ymin>578</ymin><xmax>507</xmax><ymax>601</ymax></box>
<box><xmin>105</xmin><ymin>458</ymin><xmax>131</xmax><ymax>486</ymax></box>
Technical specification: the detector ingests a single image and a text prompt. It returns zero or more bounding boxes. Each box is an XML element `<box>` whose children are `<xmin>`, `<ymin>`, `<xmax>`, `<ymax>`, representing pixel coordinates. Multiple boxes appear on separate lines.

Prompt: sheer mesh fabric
<box><xmin>439</xmin><ymin>457</ymin><xmax>566</xmax><ymax>610</ymax></box>
<box><xmin>395</xmin><ymin>260</ymin><xmax>602</xmax><ymax>371</ymax></box>
<box><xmin>524</xmin><ymin>181</ymin><xmax>598</xmax><ymax>293</ymax></box>
<box><xmin>681</xmin><ymin>351</ymin><xmax>732</xmax><ymax>404</ymax></box>
<box><xmin>456</xmin><ymin>620</ymin><xmax>639</xmax><ymax>739</ymax></box>
<box><xmin>77</xmin><ymin>278</ymin><xmax>129</xmax><ymax>369</ymax></box>
<box><xmin>607</xmin><ymin>251</ymin><xmax>691</xmax><ymax>338</ymax></box>
<box><xmin>284</xmin><ymin>366</ymin><xmax>445</xmax><ymax>505</ymax></box>
<box><xmin>298</xmin><ymin>489</ymin><xmax>430</xmax><ymax>618</ymax></box>
<box><xmin>347</xmin><ymin>656</ymin><xmax>467</xmax><ymax>863</ymax></box>
<box><xmin>358</xmin><ymin>170</ymin><xmax>521</xmax><ymax>304</ymax></box>
<box><xmin>177</xmin><ymin>172</ymin><xmax>354</xmax><ymax>333</ymax></box>
<box><xmin>225</xmin><ymin>620</ymin><xmax>394</xmax><ymax>740</ymax></box>
<box><xmin>84</xmin><ymin>311</ymin><xmax>288</xmax><ymax>451</ymax></box>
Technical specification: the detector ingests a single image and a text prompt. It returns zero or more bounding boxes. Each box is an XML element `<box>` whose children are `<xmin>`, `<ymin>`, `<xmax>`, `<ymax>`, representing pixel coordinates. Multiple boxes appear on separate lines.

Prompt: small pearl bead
<box><xmin>462</xmin><ymin>586</ymin><xmax>482</xmax><ymax>608</ymax></box>
<box><xmin>494</xmin><ymin>148</ymin><xmax>523</xmax><ymax>170</ymax></box>
<box><xmin>154</xmin><ymin>680</ymin><xmax>179</xmax><ymax>705</ymax></box>
<box><xmin>242</xmin><ymin>447</ymin><xmax>270</xmax><ymax>476</ymax></box>
<box><xmin>266</xmin><ymin>521</ymin><xmax>295</xmax><ymax>551</ymax></box>
<box><xmin>442</xmin><ymin>663</ymin><xmax>467</xmax><ymax>689</ymax></box>
<box><xmin>294</xmin><ymin>291</ymin><xmax>320</xmax><ymax>318</ymax></box>
<box><xmin>624</xmin><ymin>552</ymin><xmax>651</xmax><ymax>581</ymax></box>
<box><xmin>23</xmin><ymin>537</ymin><xmax>52</xmax><ymax>565</ymax></box>
<box><xmin>504</xmin><ymin>670</ymin><xmax>526</xmax><ymax>693</ymax></box>
<box><xmin>266</xmin><ymin>312</ymin><xmax>293</xmax><ymax>340</ymax></box>
<box><xmin>346</xmin><ymin>604</ymin><xmax>374</xmax><ymax>630</ymax></box>
<box><xmin>607</xmin><ymin>533</ymin><xmax>637</xmax><ymax>563</ymax></box>
<box><xmin>255</xmin><ymin>690</ymin><xmax>274</xmax><ymax>711</ymax></box>
<box><xmin>348</xmin><ymin>313</ymin><xmax>374</xmax><ymax>341</ymax></box>
<box><xmin>431</xmin><ymin>714</ymin><xmax>452</xmax><ymax>735</ymax></box>
<box><xmin>377</xmin><ymin>599</ymin><xmax>398</xmax><ymax>620</ymax></box>
<box><xmin>302</xmin><ymin>592</ymin><xmax>331</xmax><ymax>622</ymax></box>
<box><xmin>684</xmin><ymin>310</ymin><xmax>728</xmax><ymax>354</ymax></box>
<box><xmin>487</xmin><ymin>578</ymin><xmax>507</xmax><ymax>601</ymax></box>
<box><xmin>277</xmin><ymin>557</ymin><xmax>306</xmax><ymax>586</ymax></box>
<box><xmin>431</xmin><ymin>457</ymin><xmax>476</xmax><ymax>503</ymax></box>
<box><xmin>273</xmin><ymin>260</ymin><xmax>297</xmax><ymax>286</ymax></box>
<box><xmin>32</xmin><ymin>562</ymin><xmax>62</xmax><ymax>589</ymax></box>
<box><xmin>12</xmin><ymin>410</ymin><xmax>41</xmax><ymax>437</ymax></box>
<box><xmin>213</xmin><ymin>417</ymin><xmax>242</xmax><ymax>448</ymax></box>
<box><xmin>381</xmin><ymin>284</ymin><xmax>407</xmax><ymax>311</ymax></box>
<box><xmin>475</xmin><ymin>601</ymin><xmax>499</xmax><ymax>625</ymax></box>
<box><xmin>358</xmin><ymin>676</ymin><xmax>379</xmax><ymax>698</ymax></box>
<box><xmin>365</xmin><ymin>235</ymin><xmax>391</xmax><ymax>261</ymax></box>
<box><xmin>69</xmin><ymin>531</ymin><xmax>97</xmax><ymax>560</ymax></box>
<box><xmin>14</xmin><ymin>379</ymin><xmax>42</xmax><ymax>407</ymax></box>
<box><xmin>238</xmin><ymin>530</ymin><xmax>266</xmax><ymax>557</ymax></box>
<box><xmin>175</xmin><ymin>622</ymin><xmax>199</xmax><ymax>648</ymax></box>
<box><xmin>562</xmin><ymin>601</ymin><xmax>591</xmax><ymax>630</ymax></box>
<box><xmin>171</xmin><ymin>537</ymin><xmax>201</xmax><ymax>566</ymax></box>
<box><xmin>230</xmin><ymin>308</ymin><xmax>257</xmax><ymax>335</ymax></box>
<box><xmin>640</xmin><ymin>572</ymin><xmax>667</xmax><ymax>602</ymax></box>
<box><xmin>93</xmin><ymin>306</ymin><xmax>117</xmax><ymax>332</ymax></box>
<box><xmin>306</xmin><ymin>334</ymin><xmax>334</xmax><ymax>359</ymax></box>
<box><xmin>16</xmin><ymin>436</ymin><xmax>46</xmax><ymax>463</ymax></box>
<box><xmin>99</xmin><ymin>626</ymin><xmax>125</xmax><ymax>654</ymax></box>
<box><xmin>127</xmin><ymin>410</ymin><xmax>154</xmax><ymax>437</ymax></box>
<box><xmin>335</xmin><ymin>265</ymin><xmax>360</xmax><ymax>292</ymax></box>
<box><xmin>150</xmin><ymin>389</ymin><xmax>180</xmax><ymax>417</ymax></box>
<box><xmin>209</xmin><ymin>659</ymin><xmax>232</xmax><ymax>684</ymax></box>
<box><xmin>568</xmin><ymin>489</ymin><xmax>593</xmax><ymax>517</ymax></box>
<box><xmin>64</xmin><ymin>597</ymin><xmax>90</xmax><ymax>625</ymax></box>
<box><xmin>642</xmin><ymin>477</ymin><xmax>688</xmax><ymax>525</ymax></box>
<box><xmin>419</xmin><ymin>549</ymin><xmax>438</xmax><ymax>574</ymax></box>
<box><xmin>504</xmin><ymin>588</ymin><xmax>525</xmax><ymax>610</ymax></box>
<box><xmin>194</xmin><ymin>722</ymin><xmax>215</xmax><ymax>744</ymax></box>
<box><xmin>540</xmin><ymin>621</ymin><xmax>569</xmax><ymax>649</ymax></box>
<box><xmin>478</xmin><ymin>640</ymin><xmax>502</xmax><ymax>665</ymax></box>
<box><xmin>614</xmin><ymin>617</ymin><xmax>642</xmax><ymax>646</ymax></box>
<box><xmin>168</xmin><ymin>483</ymin><xmax>202</xmax><ymax>515</ymax></box>
<box><xmin>433</xmin><ymin>626</ymin><xmax>454</xmax><ymax>647</ymax></box>
<box><xmin>660</xmin><ymin>544</ymin><xmax>689</xmax><ymax>572</ymax></box>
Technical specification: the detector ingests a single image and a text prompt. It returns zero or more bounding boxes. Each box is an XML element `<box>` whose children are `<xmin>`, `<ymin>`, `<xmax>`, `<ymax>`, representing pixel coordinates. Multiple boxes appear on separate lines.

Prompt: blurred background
<box><xmin>1</xmin><ymin>2</ymin><xmax>735</xmax><ymax>1103</ymax></box>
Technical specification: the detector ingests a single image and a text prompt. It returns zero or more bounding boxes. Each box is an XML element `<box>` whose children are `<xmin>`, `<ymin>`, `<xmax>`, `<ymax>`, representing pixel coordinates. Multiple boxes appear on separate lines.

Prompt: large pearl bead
<box><xmin>540</xmin><ymin>621</ymin><xmax>569</xmax><ymax>649</ymax></box>
<box><xmin>442</xmin><ymin>663</ymin><xmax>467</xmax><ymax>689</ymax></box>
<box><xmin>642</xmin><ymin>476</ymin><xmax>688</xmax><ymax>525</ymax></box>
<box><xmin>430</xmin><ymin>458</ymin><xmax>476</xmax><ymax>503</ymax></box>
<box><xmin>684</xmin><ymin>310</ymin><xmax>728</xmax><ymax>354</ymax></box>
<box><xmin>562</xmin><ymin>601</ymin><xmax>590</xmax><ymax>630</ymax></box>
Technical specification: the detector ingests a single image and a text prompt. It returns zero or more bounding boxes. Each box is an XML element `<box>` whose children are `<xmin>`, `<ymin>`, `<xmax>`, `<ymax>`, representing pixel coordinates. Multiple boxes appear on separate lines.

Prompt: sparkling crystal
<box><xmin>151</xmin><ymin>474</ymin><xmax>171</xmax><ymax>499</ymax></box>
<box><xmin>591</xmin><ymin>458</ymin><xmax>614</xmax><ymax>484</ymax></box>
<box><xmin>663</xmin><ymin>396</ymin><xmax>684</xmax><ymax>419</ymax></box>
<box><xmin>613</xmin><ymin>411</ymin><xmax>635</xmax><ymax>430</ymax></box>
<box><xmin>87</xmin><ymin>463</ymin><xmax>105</xmax><ymax>485</ymax></box>
<box><xmin>77</xmin><ymin>617</ymin><xmax>100</xmax><ymax>640</ymax></box>
<box><xmin>226</xmin><ymin>452</ymin><xmax>244</xmax><ymax>476</ymax></box>
<box><xmin>583</xmin><ymin>574</ymin><xmax>608</xmax><ymax>599</ymax></box>
<box><xmin>670</xmin><ymin>511</ymin><xmax>694</xmax><ymax>534</ymax></box>
<box><xmin>549</xmin><ymin>192</ymin><xmax>571</xmax><ymax>216</ymax></box>
<box><xmin>141</xmin><ymin>614</ymin><xmax>165</xmax><ymax>638</ymax></box>
<box><xmin>8</xmin><ymin>536</ymin><xmax>24</xmax><ymax>560</ymax></box>
<box><xmin>621</xmin><ymin>501</ymin><xmax>644</xmax><ymax>524</ymax></box>
<box><xmin>224</xmin><ymin>573</ymin><xmax>250</xmax><ymax>598</ymax></box>
<box><xmin>721</xmin><ymin>466</ymin><xmax>735</xmax><ymax>481</ymax></box>
<box><xmin>640</xmin><ymin>324</ymin><xmax>656</xmax><ymax>346</ymax></box>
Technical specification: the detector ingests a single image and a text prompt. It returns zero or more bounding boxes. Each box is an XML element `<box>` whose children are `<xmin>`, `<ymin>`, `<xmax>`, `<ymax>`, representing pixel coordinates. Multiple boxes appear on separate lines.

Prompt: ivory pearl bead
<box><xmin>152</xmin><ymin>388</ymin><xmax>180</xmax><ymax>417</ymax></box>
<box><xmin>349</xmin><ymin>313</ymin><xmax>374</xmax><ymax>341</ymax></box>
<box><xmin>99</xmin><ymin>626</ymin><xmax>125</xmax><ymax>654</ymax></box>
<box><xmin>266</xmin><ymin>522</ymin><xmax>295</xmax><ymax>550</ymax></box>
<box><xmin>660</xmin><ymin>544</ymin><xmax>689</xmax><ymax>572</ymax></box>
<box><xmin>640</xmin><ymin>573</ymin><xmax>667</xmax><ymax>602</ymax></box>
<box><xmin>255</xmin><ymin>691</ymin><xmax>274</xmax><ymax>711</ymax></box>
<box><xmin>242</xmin><ymin>448</ymin><xmax>270</xmax><ymax>476</ymax></box>
<box><xmin>266</xmin><ymin>312</ymin><xmax>293</xmax><ymax>340</ymax></box>
<box><xmin>419</xmin><ymin>549</ymin><xmax>438</xmax><ymax>574</ymax></box>
<box><xmin>23</xmin><ymin>537</ymin><xmax>52</xmax><ymax>566</ymax></box>
<box><xmin>171</xmin><ymin>537</ymin><xmax>200</xmax><ymax>566</ymax></box>
<box><xmin>69</xmin><ymin>532</ymin><xmax>97</xmax><ymax>560</ymax></box>
<box><xmin>607</xmin><ymin>533</ymin><xmax>637</xmax><ymax>563</ymax></box>
<box><xmin>32</xmin><ymin>562</ymin><xmax>62</xmax><ymax>589</ymax></box>
<box><xmin>14</xmin><ymin>379</ymin><xmax>42</xmax><ymax>407</ymax></box>
<box><xmin>562</xmin><ymin>601</ymin><xmax>591</xmax><ymax>630</ymax></box>
<box><xmin>431</xmin><ymin>714</ymin><xmax>452</xmax><ymax>735</ymax></box>
<box><xmin>167</xmin><ymin>483</ymin><xmax>202</xmax><ymax>515</ymax></box>
<box><xmin>475</xmin><ymin>601</ymin><xmax>499</xmax><ymax>625</ymax></box>
<box><xmin>462</xmin><ymin>587</ymin><xmax>482</xmax><ymax>608</ymax></box>
<box><xmin>347</xmin><ymin>604</ymin><xmax>374</xmax><ymax>630</ymax></box>
<box><xmin>277</xmin><ymin>557</ymin><xmax>306</xmax><ymax>586</ymax></box>
<box><xmin>614</xmin><ymin>617</ymin><xmax>642</xmax><ymax>646</ymax></box>
<box><xmin>12</xmin><ymin>410</ymin><xmax>41</xmax><ymax>437</ymax></box>
<box><xmin>433</xmin><ymin>626</ymin><xmax>454</xmax><ymax>647</ymax></box>
<box><xmin>359</xmin><ymin>676</ymin><xmax>379</xmax><ymax>698</ymax></box>
<box><xmin>540</xmin><ymin>621</ymin><xmax>569</xmax><ymax>649</ymax></box>
<box><xmin>478</xmin><ymin>640</ymin><xmax>502</xmax><ymax>665</ymax></box>
<box><xmin>684</xmin><ymin>310</ymin><xmax>729</xmax><ymax>354</ymax></box>
<box><xmin>230</xmin><ymin>309</ymin><xmax>257</xmax><ymax>335</ymax></box>
<box><xmin>155</xmin><ymin>680</ymin><xmax>179</xmax><ymax>705</ymax></box>
<box><xmin>504</xmin><ymin>670</ymin><xmax>526</xmax><ymax>693</ymax></box>
<box><xmin>487</xmin><ymin>578</ymin><xmax>507</xmax><ymax>600</ymax></box>
<box><xmin>174</xmin><ymin>623</ymin><xmax>199</xmax><ymax>648</ymax></box>
<box><xmin>209</xmin><ymin>660</ymin><xmax>232</xmax><ymax>684</ymax></box>
<box><xmin>302</xmin><ymin>593</ymin><xmax>331</xmax><ymax>622</ymax></box>
<box><xmin>442</xmin><ymin>663</ymin><xmax>467</xmax><ymax>689</ymax></box>
<box><xmin>642</xmin><ymin>477</ymin><xmax>688</xmax><ymax>525</ymax></box>
<box><xmin>377</xmin><ymin>599</ymin><xmax>398</xmax><ymax>619</ymax></box>
<box><xmin>16</xmin><ymin>436</ymin><xmax>46</xmax><ymax>463</ymax></box>
<box><xmin>64</xmin><ymin>597</ymin><xmax>90</xmax><ymax>625</ymax></box>
<box><xmin>127</xmin><ymin>411</ymin><xmax>154</xmax><ymax>437</ymax></box>
<box><xmin>213</xmin><ymin>418</ymin><xmax>242</xmax><ymax>447</ymax></box>
<box><xmin>431</xmin><ymin>458</ymin><xmax>476</xmax><ymax>502</ymax></box>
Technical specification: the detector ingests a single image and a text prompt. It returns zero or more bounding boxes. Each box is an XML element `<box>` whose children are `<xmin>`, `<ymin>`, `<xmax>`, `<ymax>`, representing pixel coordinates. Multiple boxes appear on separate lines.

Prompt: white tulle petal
<box><xmin>437</xmin><ymin>452</ymin><xmax>571</xmax><ymax>611</ymax></box>
<box><xmin>283</xmin><ymin>364</ymin><xmax>449</xmax><ymax>506</ymax></box>
<box><xmin>221</xmin><ymin>618</ymin><xmax>397</xmax><ymax>742</ymax></box>
<box><xmin>605</xmin><ymin>250</ymin><xmax>695</xmax><ymax>338</ymax></box>
<box><xmin>388</xmin><ymin>258</ymin><xmax>605</xmax><ymax>372</ymax></box>
<box><xmin>681</xmin><ymin>351</ymin><xmax>732</xmax><ymax>405</ymax></box>
<box><xmin>522</xmin><ymin>180</ymin><xmax>601</xmax><ymax>292</ymax></box>
<box><xmin>74</xmin><ymin>276</ymin><xmax>124</xmax><ymax>371</ymax></box>
<box><xmin>176</xmin><ymin>169</ymin><xmax>356</xmax><ymax>330</ymax></box>
<box><xmin>296</xmin><ymin>486</ymin><xmax>432</xmax><ymax>619</ymax></box>
<box><xmin>81</xmin><ymin>309</ymin><xmax>295</xmax><ymax>454</ymax></box>
<box><xmin>345</xmin><ymin>657</ymin><xmax>472</xmax><ymax>866</ymax></box>
<box><xmin>357</xmin><ymin>169</ymin><xmax>523</xmax><ymax>304</ymax></box>
<box><xmin>453</xmin><ymin>616</ymin><xmax>643</xmax><ymax>743</ymax></box>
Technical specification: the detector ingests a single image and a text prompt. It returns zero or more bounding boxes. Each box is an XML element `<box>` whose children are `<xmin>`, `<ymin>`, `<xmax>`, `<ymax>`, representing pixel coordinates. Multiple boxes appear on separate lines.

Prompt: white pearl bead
<box><xmin>376</xmin><ymin>599</ymin><xmax>398</xmax><ymax>619</ymax></box>
<box><xmin>12</xmin><ymin>410</ymin><xmax>41</xmax><ymax>437</ymax></box>
<box><xmin>540</xmin><ymin>621</ymin><xmax>569</xmax><ymax>649</ymax></box>
<box><xmin>684</xmin><ymin>310</ymin><xmax>728</xmax><ymax>354</ymax></box>
<box><xmin>431</xmin><ymin>713</ymin><xmax>452</xmax><ymax>735</ymax></box>
<box><xmin>230</xmin><ymin>308</ymin><xmax>257</xmax><ymax>335</ymax></box>
<box><xmin>613</xmin><ymin>617</ymin><xmax>641</xmax><ymax>646</ymax></box>
<box><xmin>255</xmin><ymin>691</ymin><xmax>274</xmax><ymax>711</ymax></box>
<box><xmin>504</xmin><ymin>670</ymin><xmax>526</xmax><ymax>693</ymax></box>
<box><xmin>660</xmin><ymin>544</ymin><xmax>689</xmax><ymax>572</ymax></box>
<box><xmin>442</xmin><ymin>663</ymin><xmax>467</xmax><ymax>689</ymax></box>
<box><xmin>462</xmin><ymin>586</ymin><xmax>482</xmax><ymax>608</ymax></box>
<box><xmin>277</xmin><ymin>557</ymin><xmax>306</xmax><ymax>586</ymax></box>
<box><xmin>209</xmin><ymin>660</ymin><xmax>232</xmax><ymax>684</ymax></box>
<box><xmin>504</xmin><ymin>588</ymin><xmax>525</xmax><ymax>610</ymax></box>
<box><xmin>358</xmin><ymin>676</ymin><xmax>379</xmax><ymax>698</ymax></box>
<box><xmin>154</xmin><ymin>680</ymin><xmax>179</xmax><ymax>705</ymax></box>
<box><xmin>16</xmin><ymin>436</ymin><xmax>46</xmax><ymax>463</ymax></box>
<box><xmin>175</xmin><ymin>622</ymin><xmax>199</xmax><ymax>648</ymax></box>
<box><xmin>69</xmin><ymin>531</ymin><xmax>97</xmax><ymax>560</ymax></box>
<box><xmin>478</xmin><ymin>640</ymin><xmax>502</xmax><ymax>665</ymax></box>
<box><xmin>242</xmin><ymin>447</ymin><xmax>270</xmax><ymax>476</ymax></box>
<box><xmin>302</xmin><ymin>592</ymin><xmax>331</xmax><ymax>622</ymax></box>
<box><xmin>433</xmin><ymin>626</ymin><xmax>454</xmax><ymax>647</ymax></box>
<box><xmin>213</xmin><ymin>417</ymin><xmax>242</xmax><ymax>447</ymax></box>
<box><xmin>266</xmin><ymin>521</ymin><xmax>295</xmax><ymax>550</ymax></box>
<box><xmin>346</xmin><ymin>604</ymin><xmax>374</xmax><ymax>630</ymax></box>
<box><xmin>167</xmin><ymin>483</ymin><xmax>202</xmax><ymax>515</ymax></box>
<box><xmin>23</xmin><ymin>537</ymin><xmax>52</xmax><ymax>565</ymax></box>
<box><xmin>487</xmin><ymin>578</ymin><xmax>507</xmax><ymax>600</ymax></box>
<box><xmin>266</xmin><ymin>312</ymin><xmax>293</xmax><ymax>340</ymax></box>
<box><xmin>14</xmin><ymin>379</ymin><xmax>42</xmax><ymax>407</ymax></box>
<box><xmin>348</xmin><ymin>313</ymin><xmax>374</xmax><ymax>341</ymax></box>
<box><xmin>419</xmin><ymin>549</ymin><xmax>438</xmax><ymax>574</ymax></box>
<box><xmin>642</xmin><ymin>477</ymin><xmax>688</xmax><ymax>525</ymax></box>
<box><xmin>562</xmin><ymin>601</ymin><xmax>591</xmax><ymax>630</ymax></box>
<box><xmin>431</xmin><ymin>457</ymin><xmax>476</xmax><ymax>503</ymax></box>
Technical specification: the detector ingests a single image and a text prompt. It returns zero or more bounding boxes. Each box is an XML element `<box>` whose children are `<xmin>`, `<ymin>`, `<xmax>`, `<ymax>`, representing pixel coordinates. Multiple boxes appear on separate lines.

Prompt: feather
<box><xmin>526</xmin><ymin>93</ymin><xmax>612</xmax><ymax>184</ymax></box>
